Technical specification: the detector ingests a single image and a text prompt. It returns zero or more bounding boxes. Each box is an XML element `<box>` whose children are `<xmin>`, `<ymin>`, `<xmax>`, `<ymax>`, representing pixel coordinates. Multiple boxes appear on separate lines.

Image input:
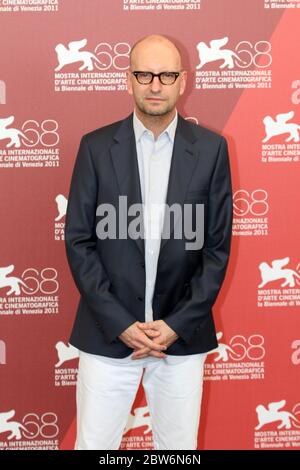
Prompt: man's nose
<box><xmin>150</xmin><ymin>76</ymin><xmax>163</xmax><ymax>92</ymax></box>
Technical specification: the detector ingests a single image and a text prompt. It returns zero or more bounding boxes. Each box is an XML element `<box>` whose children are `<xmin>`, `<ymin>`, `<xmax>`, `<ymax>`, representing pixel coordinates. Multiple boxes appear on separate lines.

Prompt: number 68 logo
<box><xmin>21</xmin><ymin>120</ymin><xmax>59</xmax><ymax>147</ymax></box>
<box><xmin>21</xmin><ymin>268</ymin><xmax>59</xmax><ymax>295</ymax></box>
<box><xmin>229</xmin><ymin>335</ymin><xmax>265</xmax><ymax>361</ymax></box>
<box><xmin>233</xmin><ymin>189</ymin><xmax>269</xmax><ymax>216</ymax></box>
<box><xmin>22</xmin><ymin>413</ymin><xmax>59</xmax><ymax>439</ymax></box>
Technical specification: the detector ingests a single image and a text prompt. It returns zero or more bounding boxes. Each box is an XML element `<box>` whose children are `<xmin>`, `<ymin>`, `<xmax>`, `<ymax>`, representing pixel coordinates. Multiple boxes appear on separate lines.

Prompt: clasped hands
<box><xmin>119</xmin><ymin>320</ymin><xmax>179</xmax><ymax>360</ymax></box>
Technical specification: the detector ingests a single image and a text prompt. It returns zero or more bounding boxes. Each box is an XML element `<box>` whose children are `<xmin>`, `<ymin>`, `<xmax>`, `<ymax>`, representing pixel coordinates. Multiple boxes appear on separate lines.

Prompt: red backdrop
<box><xmin>0</xmin><ymin>0</ymin><xmax>299</xmax><ymax>450</ymax></box>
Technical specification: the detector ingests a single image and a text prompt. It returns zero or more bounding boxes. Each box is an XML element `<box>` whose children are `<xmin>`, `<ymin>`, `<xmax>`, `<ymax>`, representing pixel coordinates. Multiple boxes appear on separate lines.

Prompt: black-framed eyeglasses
<box><xmin>132</xmin><ymin>71</ymin><xmax>181</xmax><ymax>85</ymax></box>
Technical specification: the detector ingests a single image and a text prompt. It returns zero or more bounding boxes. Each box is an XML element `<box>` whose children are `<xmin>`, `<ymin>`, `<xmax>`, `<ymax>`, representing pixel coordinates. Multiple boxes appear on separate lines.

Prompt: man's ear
<box><xmin>179</xmin><ymin>70</ymin><xmax>187</xmax><ymax>96</ymax></box>
<box><xmin>126</xmin><ymin>71</ymin><xmax>133</xmax><ymax>95</ymax></box>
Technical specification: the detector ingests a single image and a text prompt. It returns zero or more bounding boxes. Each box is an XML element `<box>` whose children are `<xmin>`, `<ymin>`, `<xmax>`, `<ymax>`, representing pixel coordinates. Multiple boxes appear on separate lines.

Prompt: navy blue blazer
<box><xmin>65</xmin><ymin>113</ymin><xmax>233</xmax><ymax>357</ymax></box>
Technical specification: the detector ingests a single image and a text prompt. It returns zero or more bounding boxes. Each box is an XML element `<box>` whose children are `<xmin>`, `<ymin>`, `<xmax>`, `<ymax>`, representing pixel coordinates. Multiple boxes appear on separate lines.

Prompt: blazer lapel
<box><xmin>159</xmin><ymin>115</ymin><xmax>199</xmax><ymax>254</ymax></box>
<box><xmin>109</xmin><ymin>113</ymin><xmax>199</xmax><ymax>260</ymax></box>
<box><xmin>110</xmin><ymin>113</ymin><xmax>145</xmax><ymax>257</ymax></box>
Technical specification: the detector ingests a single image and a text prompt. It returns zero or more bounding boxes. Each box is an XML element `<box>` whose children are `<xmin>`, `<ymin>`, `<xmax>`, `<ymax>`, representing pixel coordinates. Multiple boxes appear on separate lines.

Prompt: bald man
<box><xmin>65</xmin><ymin>35</ymin><xmax>233</xmax><ymax>450</ymax></box>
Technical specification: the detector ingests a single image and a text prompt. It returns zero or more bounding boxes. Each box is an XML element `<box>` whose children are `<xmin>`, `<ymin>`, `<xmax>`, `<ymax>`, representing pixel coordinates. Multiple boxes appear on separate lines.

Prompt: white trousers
<box><xmin>75</xmin><ymin>350</ymin><xmax>207</xmax><ymax>450</ymax></box>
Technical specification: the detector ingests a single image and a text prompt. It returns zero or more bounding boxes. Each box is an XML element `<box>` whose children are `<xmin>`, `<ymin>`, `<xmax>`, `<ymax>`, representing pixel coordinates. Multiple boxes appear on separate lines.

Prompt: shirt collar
<box><xmin>133</xmin><ymin>109</ymin><xmax>178</xmax><ymax>143</ymax></box>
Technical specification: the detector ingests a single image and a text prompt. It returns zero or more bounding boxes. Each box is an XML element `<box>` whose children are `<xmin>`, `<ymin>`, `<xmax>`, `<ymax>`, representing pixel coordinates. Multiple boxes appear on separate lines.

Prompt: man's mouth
<box><xmin>145</xmin><ymin>97</ymin><xmax>165</xmax><ymax>102</ymax></box>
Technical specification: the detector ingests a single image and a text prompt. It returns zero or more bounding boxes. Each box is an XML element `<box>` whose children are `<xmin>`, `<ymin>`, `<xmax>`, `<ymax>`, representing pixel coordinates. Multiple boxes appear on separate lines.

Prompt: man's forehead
<box><xmin>130</xmin><ymin>42</ymin><xmax>181</xmax><ymax>69</ymax></box>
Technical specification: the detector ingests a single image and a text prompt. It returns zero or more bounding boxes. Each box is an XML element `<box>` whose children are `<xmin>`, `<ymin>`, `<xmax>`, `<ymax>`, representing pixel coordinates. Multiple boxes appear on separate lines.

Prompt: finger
<box><xmin>143</xmin><ymin>329</ymin><xmax>161</xmax><ymax>337</ymax></box>
<box><xmin>148</xmin><ymin>350</ymin><xmax>167</xmax><ymax>358</ymax></box>
<box><xmin>127</xmin><ymin>333</ymin><xmax>163</xmax><ymax>351</ymax></box>
<box><xmin>131</xmin><ymin>354</ymin><xmax>148</xmax><ymax>360</ymax></box>
<box><xmin>133</xmin><ymin>347</ymin><xmax>150</xmax><ymax>355</ymax></box>
<box><xmin>138</xmin><ymin>334</ymin><xmax>167</xmax><ymax>351</ymax></box>
<box><xmin>130</xmin><ymin>339</ymin><xmax>149</xmax><ymax>350</ymax></box>
<box><xmin>131</xmin><ymin>346</ymin><xmax>150</xmax><ymax>357</ymax></box>
<box><xmin>132</xmin><ymin>348</ymin><xmax>167</xmax><ymax>359</ymax></box>
<box><xmin>137</xmin><ymin>322</ymin><xmax>158</xmax><ymax>330</ymax></box>
<box><xmin>131</xmin><ymin>344</ymin><xmax>167</xmax><ymax>359</ymax></box>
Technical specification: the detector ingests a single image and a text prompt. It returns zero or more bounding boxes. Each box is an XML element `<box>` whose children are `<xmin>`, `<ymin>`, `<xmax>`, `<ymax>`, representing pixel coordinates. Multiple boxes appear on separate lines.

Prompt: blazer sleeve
<box><xmin>164</xmin><ymin>136</ymin><xmax>233</xmax><ymax>344</ymax></box>
<box><xmin>64</xmin><ymin>135</ymin><xmax>137</xmax><ymax>343</ymax></box>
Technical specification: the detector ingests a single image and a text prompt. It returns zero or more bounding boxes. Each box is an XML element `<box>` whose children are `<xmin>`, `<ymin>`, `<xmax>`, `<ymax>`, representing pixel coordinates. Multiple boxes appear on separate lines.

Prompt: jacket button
<box><xmin>136</xmin><ymin>296</ymin><xmax>144</xmax><ymax>302</ymax></box>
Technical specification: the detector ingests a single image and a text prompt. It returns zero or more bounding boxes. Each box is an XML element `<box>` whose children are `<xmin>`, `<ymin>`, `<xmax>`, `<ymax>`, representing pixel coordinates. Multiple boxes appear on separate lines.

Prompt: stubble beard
<box><xmin>137</xmin><ymin>98</ymin><xmax>174</xmax><ymax>118</ymax></box>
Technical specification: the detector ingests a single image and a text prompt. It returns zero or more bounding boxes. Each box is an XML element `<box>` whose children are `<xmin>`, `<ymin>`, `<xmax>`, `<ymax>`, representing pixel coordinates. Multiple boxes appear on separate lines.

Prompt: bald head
<box><xmin>126</xmin><ymin>34</ymin><xmax>187</xmax><ymax>124</ymax></box>
<box><xmin>130</xmin><ymin>34</ymin><xmax>182</xmax><ymax>71</ymax></box>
